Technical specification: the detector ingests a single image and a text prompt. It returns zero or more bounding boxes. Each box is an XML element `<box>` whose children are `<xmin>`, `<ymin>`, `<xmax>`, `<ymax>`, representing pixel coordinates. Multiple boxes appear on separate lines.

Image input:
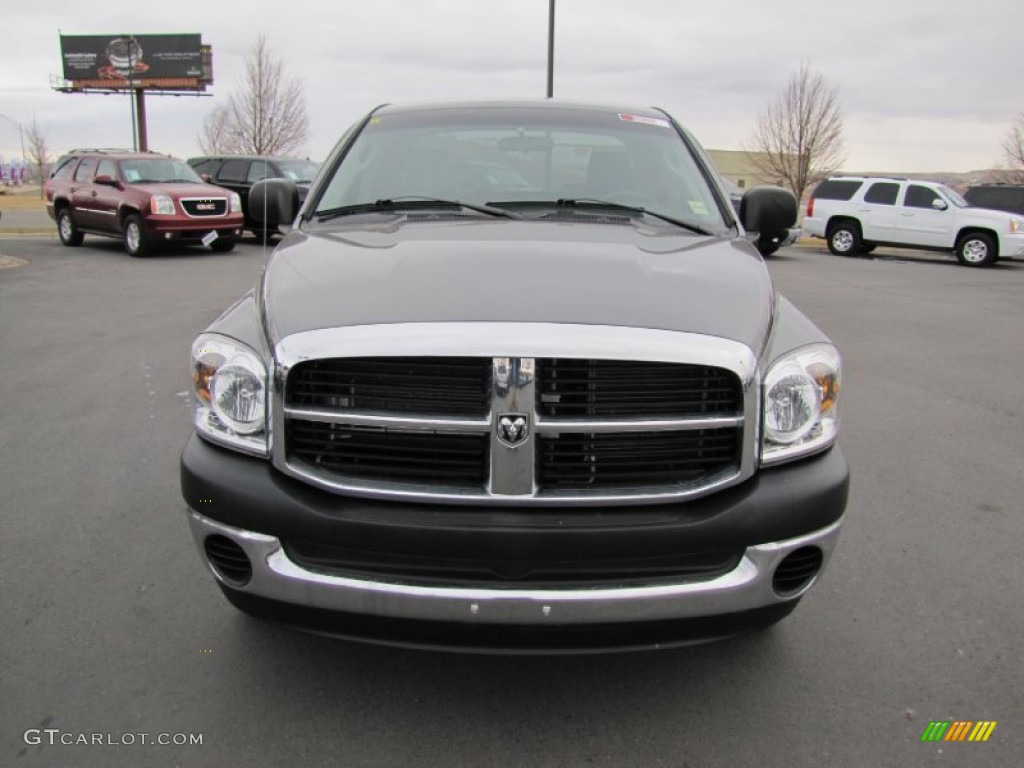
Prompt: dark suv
<box><xmin>45</xmin><ymin>150</ymin><xmax>244</xmax><ymax>257</ymax></box>
<box><xmin>187</xmin><ymin>155</ymin><xmax>320</xmax><ymax>239</ymax></box>
<box><xmin>963</xmin><ymin>184</ymin><xmax>1024</xmax><ymax>216</ymax></box>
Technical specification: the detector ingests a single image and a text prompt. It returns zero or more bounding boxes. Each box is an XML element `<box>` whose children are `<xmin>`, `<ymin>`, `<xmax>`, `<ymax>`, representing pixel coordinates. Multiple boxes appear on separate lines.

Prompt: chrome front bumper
<box><xmin>188</xmin><ymin>511</ymin><xmax>843</xmax><ymax>626</ymax></box>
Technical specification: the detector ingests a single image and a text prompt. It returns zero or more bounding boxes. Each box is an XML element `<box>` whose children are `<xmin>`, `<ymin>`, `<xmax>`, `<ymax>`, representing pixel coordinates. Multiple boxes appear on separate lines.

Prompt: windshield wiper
<box><xmin>316</xmin><ymin>196</ymin><xmax>522</xmax><ymax>221</ymax></box>
<box><xmin>490</xmin><ymin>198</ymin><xmax>713</xmax><ymax>235</ymax></box>
<box><xmin>554</xmin><ymin>199</ymin><xmax>713</xmax><ymax>235</ymax></box>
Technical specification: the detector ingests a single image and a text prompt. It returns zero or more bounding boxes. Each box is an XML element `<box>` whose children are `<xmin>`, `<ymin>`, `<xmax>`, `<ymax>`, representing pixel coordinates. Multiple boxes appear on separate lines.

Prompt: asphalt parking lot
<box><xmin>1</xmin><ymin>235</ymin><xmax>1021</xmax><ymax>767</ymax></box>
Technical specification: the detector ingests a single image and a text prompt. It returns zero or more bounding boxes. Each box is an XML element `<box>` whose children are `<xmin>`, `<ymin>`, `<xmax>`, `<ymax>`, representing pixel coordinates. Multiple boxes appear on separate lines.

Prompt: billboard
<box><xmin>60</xmin><ymin>34</ymin><xmax>204</xmax><ymax>82</ymax></box>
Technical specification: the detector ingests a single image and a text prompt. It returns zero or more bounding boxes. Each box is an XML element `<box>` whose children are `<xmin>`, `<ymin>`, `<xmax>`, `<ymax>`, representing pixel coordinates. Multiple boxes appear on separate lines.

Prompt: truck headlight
<box><xmin>150</xmin><ymin>194</ymin><xmax>175</xmax><ymax>215</ymax></box>
<box><xmin>230</xmin><ymin>192</ymin><xmax>242</xmax><ymax>213</ymax></box>
<box><xmin>191</xmin><ymin>334</ymin><xmax>269</xmax><ymax>456</ymax></box>
<box><xmin>761</xmin><ymin>343</ymin><xmax>840</xmax><ymax>466</ymax></box>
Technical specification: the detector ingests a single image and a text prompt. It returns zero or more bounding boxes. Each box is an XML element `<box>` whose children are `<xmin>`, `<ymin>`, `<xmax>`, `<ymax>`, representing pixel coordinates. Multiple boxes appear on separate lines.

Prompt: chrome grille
<box><xmin>274</xmin><ymin>326</ymin><xmax>756</xmax><ymax>506</ymax></box>
<box><xmin>181</xmin><ymin>197</ymin><xmax>228</xmax><ymax>217</ymax></box>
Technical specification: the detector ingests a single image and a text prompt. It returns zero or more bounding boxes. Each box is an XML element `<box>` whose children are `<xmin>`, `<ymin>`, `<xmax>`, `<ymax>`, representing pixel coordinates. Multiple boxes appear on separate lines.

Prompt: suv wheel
<box><xmin>123</xmin><ymin>214</ymin><xmax>151</xmax><ymax>257</ymax></box>
<box><xmin>956</xmin><ymin>233</ymin><xmax>996</xmax><ymax>268</ymax></box>
<box><xmin>826</xmin><ymin>221</ymin><xmax>862</xmax><ymax>256</ymax></box>
<box><xmin>57</xmin><ymin>208</ymin><xmax>84</xmax><ymax>247</ymax></box>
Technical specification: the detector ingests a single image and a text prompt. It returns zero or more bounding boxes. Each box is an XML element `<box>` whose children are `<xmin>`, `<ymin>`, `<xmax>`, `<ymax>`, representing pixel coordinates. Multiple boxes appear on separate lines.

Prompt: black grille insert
<box><xmin>539</xmin><ymin>428</ymin><xmax>739</xmax><ymax>489</ymax></box>
<box><xmin>538</xmin><ymin>359</ymin><xmax>742</xmax><ymax>418</ymax></box>
<box><xmin>287</xmin><ymin>357</ymin><xmax>492</xmax><ymax>416</ymax></box>
<box><xmin>284</xmin><ymin>540</ymin><xmax>744</xmax><ymax>588</ymax></box>
<box><xmin>287</xmin><ymin>420</ymin><xmax>488</xmax><ymax>486</ymax></box>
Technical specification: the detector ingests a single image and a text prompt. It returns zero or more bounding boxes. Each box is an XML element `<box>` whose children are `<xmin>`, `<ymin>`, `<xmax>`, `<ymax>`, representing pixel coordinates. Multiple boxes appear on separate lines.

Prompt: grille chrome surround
<box><xmin>272</xmin><ymin>323</ymin><xmax>760</xmax><ymax>506</ymax></box>
<box><xmin>180</xmin><ymin>197</ymin><xmax>229</xmax><ymax>217</ymax></box>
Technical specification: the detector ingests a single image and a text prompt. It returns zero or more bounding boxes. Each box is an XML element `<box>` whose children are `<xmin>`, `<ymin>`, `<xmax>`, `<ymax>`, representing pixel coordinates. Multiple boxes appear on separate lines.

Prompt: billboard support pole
<box><xmin>127</xmin><ymin>38</ymin><xmax>138</xmax><ymax>151</ymax></box>
<box><xmin>135</xmin><ymin>89</ymin><xmax>148</xmax><ymax>151</ymax></box>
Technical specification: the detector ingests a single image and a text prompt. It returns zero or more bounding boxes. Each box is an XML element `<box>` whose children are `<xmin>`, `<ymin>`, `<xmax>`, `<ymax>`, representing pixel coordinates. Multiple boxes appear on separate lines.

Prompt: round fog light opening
<box><xmin>204</xmin><ymin>535</ymin><xmax>252</xmax><ymax>586</ymax></box>
<box><xmin>773</xmin><ymin>546</ymin><xmax>824</xmax><ymax>597</ymax></box>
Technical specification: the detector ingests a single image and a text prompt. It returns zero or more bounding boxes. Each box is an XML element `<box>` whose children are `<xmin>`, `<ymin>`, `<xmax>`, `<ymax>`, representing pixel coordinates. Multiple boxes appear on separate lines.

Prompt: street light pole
<box><xmin>546</xmin><ymin>0</ymin><xmax>555</xmax><ymax>98</ymax></box>
<box><xmin>0</xmin><ymin>113</ymin><xmax>26</xmax><ymax>163</ymax></box>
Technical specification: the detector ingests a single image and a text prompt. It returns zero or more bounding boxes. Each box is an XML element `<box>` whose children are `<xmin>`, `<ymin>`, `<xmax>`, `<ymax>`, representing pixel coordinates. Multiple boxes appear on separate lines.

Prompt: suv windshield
<box><xmin>119</xmin><ymin>157</ymin><xmax>202</xmax><ymax>184</ymax></box>
<box><xmin>275</xmin><ymin>159</ymin><xmax>320</xmax><ymax>182</ymax></box>
<box><xmin>314</xmin><ymin>105</ymin><xmax>728</xmax><ymax>231</ymax></box>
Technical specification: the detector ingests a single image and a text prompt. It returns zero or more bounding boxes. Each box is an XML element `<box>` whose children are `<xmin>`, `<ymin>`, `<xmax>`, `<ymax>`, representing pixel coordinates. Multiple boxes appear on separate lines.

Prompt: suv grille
<box><xmin>181</xmin><ymin>198</ymin><xmax>228</xmax><ymax>217</ymax></box>
<box><xmin>281</xmin><ymin>355</ymin><xmax>748</xmax><ymax>504</ymax></box>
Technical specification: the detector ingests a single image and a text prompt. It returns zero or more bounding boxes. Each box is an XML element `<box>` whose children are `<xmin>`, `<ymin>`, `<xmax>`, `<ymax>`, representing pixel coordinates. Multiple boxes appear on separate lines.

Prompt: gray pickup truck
<box><xmin>181</xmin><ymin>100</ymin><xmax>849</xmax><ymax>652</ymax></box>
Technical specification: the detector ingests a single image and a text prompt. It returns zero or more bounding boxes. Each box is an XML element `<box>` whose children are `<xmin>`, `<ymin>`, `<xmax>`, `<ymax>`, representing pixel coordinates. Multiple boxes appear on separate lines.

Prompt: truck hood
<box><xmin>261</xmin><ymin>219</ymin><xmax>775</xmax><ymax>355</ymax></box>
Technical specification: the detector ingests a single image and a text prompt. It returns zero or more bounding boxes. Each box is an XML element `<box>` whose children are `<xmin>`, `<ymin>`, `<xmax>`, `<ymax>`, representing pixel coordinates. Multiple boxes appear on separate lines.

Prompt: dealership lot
<box><xmin>1</xmin><ymin>238</ymin><xmax>1021</xmax><ymax>766</ymax></box>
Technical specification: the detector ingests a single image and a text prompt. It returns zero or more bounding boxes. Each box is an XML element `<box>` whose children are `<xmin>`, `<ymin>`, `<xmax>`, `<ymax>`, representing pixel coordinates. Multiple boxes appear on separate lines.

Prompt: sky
<box><xmin>0</xmin><ymin>0</ymin><xmax>1020</xmax><ymax>174</ymax></box>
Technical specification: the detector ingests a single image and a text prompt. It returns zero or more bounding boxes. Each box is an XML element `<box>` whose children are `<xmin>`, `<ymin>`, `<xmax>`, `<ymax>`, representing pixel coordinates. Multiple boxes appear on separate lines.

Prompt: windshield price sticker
<box><xmin>618</xmin><ymin>114</ymin><xmax>671</xmax><ymax>128</ymax></box>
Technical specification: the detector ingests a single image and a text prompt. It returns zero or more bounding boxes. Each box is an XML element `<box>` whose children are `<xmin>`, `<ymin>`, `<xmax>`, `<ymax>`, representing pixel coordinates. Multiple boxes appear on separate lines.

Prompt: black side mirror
<box><xmin>740</xmin><ymin>186</ymin><xmax>797</xmax><ymax>234</ymax></box>
<box><xmin>249</xmin><ymin>178</ymin><xmax>300</xmax><ymax>229</ymax></box>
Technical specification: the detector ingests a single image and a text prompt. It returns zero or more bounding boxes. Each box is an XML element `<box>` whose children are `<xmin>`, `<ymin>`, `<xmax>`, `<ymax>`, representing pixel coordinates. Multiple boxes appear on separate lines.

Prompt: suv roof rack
<box><xmin>62</xmin><ymin>148</ymin><xmax>164</xmax><ymax>155</ymax></box>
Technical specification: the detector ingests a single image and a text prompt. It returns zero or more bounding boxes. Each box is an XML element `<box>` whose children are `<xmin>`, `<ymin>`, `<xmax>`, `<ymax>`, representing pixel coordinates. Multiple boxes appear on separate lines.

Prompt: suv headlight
<box><xmin>150</xmin><ymin>194</ymin><xmax>176</xmax><ymax>215</ymax></box>
<box><xmin>1010</xmin><ymin>218</ymin><xmax>1024</xmax><ymax>234</ymax></box>
<box><xmin>229</xmin><ymin>192</ymin><xmax>242</xmax><ymax>213</ymax></box>
<box><xmin>191</xmin><ymin>334</ymin><xmax>269</xmax><ymax>457</ymax></box>
<box><xmin>761</xmin><ymin>343</ymin><xmax>840</xmax><ymax>466</ymax></box>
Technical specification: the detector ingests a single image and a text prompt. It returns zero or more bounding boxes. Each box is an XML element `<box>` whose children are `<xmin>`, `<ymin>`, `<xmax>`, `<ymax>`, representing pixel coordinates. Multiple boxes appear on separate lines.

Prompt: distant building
<box><xmin>706</xmin><ymin>149</ymin><xmax>785</xmax><ymax>190</ymax></box>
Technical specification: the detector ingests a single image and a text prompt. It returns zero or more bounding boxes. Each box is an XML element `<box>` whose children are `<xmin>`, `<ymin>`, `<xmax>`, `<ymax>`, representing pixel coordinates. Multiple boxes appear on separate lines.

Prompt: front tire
<box><xmin>210</xmin><ymin>237</ymin><xmax>236</xmax><ymax>253</ymax></box>
<box><xmin>956</xmin><ymin>233</ymin><xmax>997</xmax><ymax>267</ymax></box>
<box><xmin>57</xmin><ymin>208</ymin><xmax>84</xmax><ymax>247</ymax></box>
<box><xmin>123</xmin><ymin>214</ymin><xmax>151</xmax><ymax>257</ymax></box>
<box><xmin>826</xmin><ymin>221</ymin><xmax>862</xmax><ymax>256</ymax></box>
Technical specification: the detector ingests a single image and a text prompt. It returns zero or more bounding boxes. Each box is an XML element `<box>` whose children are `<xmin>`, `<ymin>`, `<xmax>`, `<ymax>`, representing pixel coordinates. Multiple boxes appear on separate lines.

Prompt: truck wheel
<box><xmin>123</xmin><ymin>214</ymin><xmax>151</xmax><ymax>257</ymax></box>
<box><xmin>956</xmin><ymin>233</ymin><xmax>996</xmax><ymax>267</ymax></box>
<box><xmin>210</xmin><ymin>237</ymin><xmax>236</xmax><ymax>253</ymax></box>
<box><xmin>826</xmin><ymin>222</ymin><xmax>861</xmax><ymax>256</ymax></box>
<box><xmin>57</xmin><ymin>208</ymin><xmax>84</xmax><ymax>247</ymax></box>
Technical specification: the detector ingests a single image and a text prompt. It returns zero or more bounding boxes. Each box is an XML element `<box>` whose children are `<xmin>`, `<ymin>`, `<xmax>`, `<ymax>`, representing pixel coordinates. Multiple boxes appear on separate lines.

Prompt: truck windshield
<box><xmin>314</xmin><ymin>105</ymin><xmax>729</xmax><ymax>232</ymax></box>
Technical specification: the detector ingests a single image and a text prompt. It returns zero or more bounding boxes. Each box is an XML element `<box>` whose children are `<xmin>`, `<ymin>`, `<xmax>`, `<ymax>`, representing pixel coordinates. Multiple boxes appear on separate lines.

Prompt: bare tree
<box><xmin>1001</xmin><ymin>113</ymin><xmax>1024</xmax><ymax>183</ymax></box>
<box><xmin>25</xmin><ymin>118</ymin><xmax>50</xmax><ymax>198</ymax></box>
<box><xmin>746</xmin><ymin>63</ymin><xmax>844</xmax><ymax>202</ymax></box>
<box><xmin>198</xmin><ymin>104</ymin><xmax>236</xmax><ymax>154</ymax></box>
<box><xmin>196</xmin><ymin>36</ymin><xmax>309</xmax><ymax>156</ymax></box>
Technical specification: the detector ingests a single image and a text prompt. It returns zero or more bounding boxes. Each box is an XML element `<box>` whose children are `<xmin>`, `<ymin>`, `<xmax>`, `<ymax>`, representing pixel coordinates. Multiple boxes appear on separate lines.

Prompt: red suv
<box><xmin>46</xmin><ymin>149</ymin><xmax>245</xmax><ymax>256</ymax></box>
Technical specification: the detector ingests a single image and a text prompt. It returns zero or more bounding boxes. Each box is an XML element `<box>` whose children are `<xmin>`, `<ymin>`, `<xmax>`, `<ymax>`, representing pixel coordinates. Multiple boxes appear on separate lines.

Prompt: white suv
<box><xmin>803</xmin><ymin>176</ymin><xmax>1024</xmax><ymax>267</ymax></box>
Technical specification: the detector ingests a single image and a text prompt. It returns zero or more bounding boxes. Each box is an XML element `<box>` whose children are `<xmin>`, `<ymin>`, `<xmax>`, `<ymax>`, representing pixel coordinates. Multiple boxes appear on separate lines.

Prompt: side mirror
<box><xmin>740</xmin><ymin>186</ymin><xmax>797</xmax><ymax>234</ymax></box>
<box><xmin>932</xmin><ymin>198</ymin><xmax>948</xmax><ymax>211</ymax></box>
<box><xmin>249</xmin><ymin>178</ymin><xmax>300</xmax><ymax>230</ymax></box>
<box><xmin>94</xmin><ymin>174</ymin><xmax>119</xmax><ymax>188</ymax></box>
<box><xmin>200</xmin><ymin>173</ymin><xmax>212</xmax><ymax>184</ymax></box>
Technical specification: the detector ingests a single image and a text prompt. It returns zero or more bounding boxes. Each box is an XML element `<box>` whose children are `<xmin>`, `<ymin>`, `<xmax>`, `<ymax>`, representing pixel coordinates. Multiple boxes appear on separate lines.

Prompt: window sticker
<box><xmin>618</xmin><ymin>114</ymin><xmax>671</xmax><ymax>128</ymax></box>
<box><xmin>123</xmin><ymin>168</ymin><xmax>140</xmax><ymax>182</ymax></box>
<box><xmin>688</xmin><ymin>200</ymin><xmax>710</xmax><ymax>216</ymax></box>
